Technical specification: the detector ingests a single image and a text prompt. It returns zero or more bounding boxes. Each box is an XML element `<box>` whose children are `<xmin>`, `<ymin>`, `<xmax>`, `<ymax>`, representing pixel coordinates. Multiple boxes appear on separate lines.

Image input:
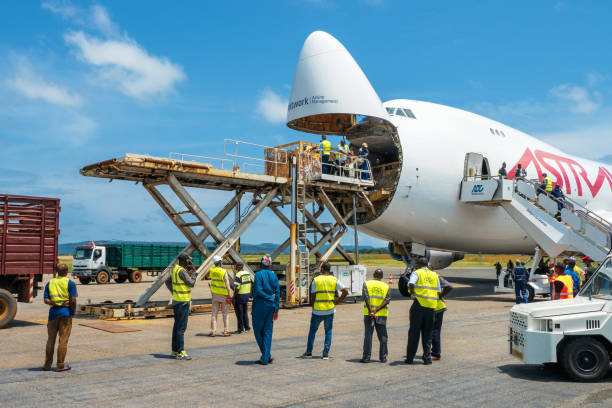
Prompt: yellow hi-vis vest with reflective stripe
<box><xmin>210</xmin><ymin>266</ymin><xmax>229</xmax><ymax>296</ymax></box>
<box><xmin>413</xmin><ymin>268</ymin><xmax>440</xmax><ymax>309</ymax></box>
<box><xmin>320</xmin><ymin>140</ymin><xmax>331</xmax><ymax>155</ymax></box>
<box><xmin>543</xmin><ymin>176</ymin><xmax>553</xmax><ymax>192</ymax></box>
<box><xmin>313</xmin><ymin>275</ymin><xmax>338</xmax><ymax>311</ymax></box>
<box><xmin>235</xmin><ymin>270</ymin><xmax>252</xmax><ymax>295</ymax></box>
<box><xmin>48</xmin><ymin>276</ymin><xmax>70</xmax><ymax>307</ymax></box>
<box><xmin>337</xmin><ymin>143</ymin><xmax>349</xmax><ymax>161</ymax></box>
<box><xmin>172</xmin><ymin>264</ymin><xmax>191</xmax><ymax>302</ymax></box>
<box><xmin>434</xmin><ymin>296</ymin><xmax>446</xmax><ymax>312</ymax></box>
<box><xmin>363</xmin><ymin>280</ymin><xmax>389</xmax><ymax>317</ymax></box>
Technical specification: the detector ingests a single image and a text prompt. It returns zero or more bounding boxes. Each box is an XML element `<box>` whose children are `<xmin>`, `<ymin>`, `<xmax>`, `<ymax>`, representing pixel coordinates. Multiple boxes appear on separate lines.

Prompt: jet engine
<box><xmin>388</xmin><ymin>242</ymin><xmax>464</xmax><ymax>270</ymax></box>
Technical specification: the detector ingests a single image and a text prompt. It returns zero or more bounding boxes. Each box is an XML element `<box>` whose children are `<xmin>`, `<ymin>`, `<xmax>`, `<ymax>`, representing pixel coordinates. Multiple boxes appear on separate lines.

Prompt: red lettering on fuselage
<box><xmin>508</xmin><ymin>148</ymin><xmax>612</xmax><ymax>198</ymax></box>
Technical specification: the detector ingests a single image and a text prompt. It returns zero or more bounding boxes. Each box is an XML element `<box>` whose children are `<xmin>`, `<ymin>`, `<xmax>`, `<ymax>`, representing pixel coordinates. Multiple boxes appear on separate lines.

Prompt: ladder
<box><xmin>296</xmin><ymin>177</ymin><xmax>310</xmax><ymax>304</ymax></box>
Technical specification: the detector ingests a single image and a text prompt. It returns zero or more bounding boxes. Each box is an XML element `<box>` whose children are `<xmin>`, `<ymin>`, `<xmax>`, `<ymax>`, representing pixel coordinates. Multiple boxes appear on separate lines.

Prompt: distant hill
<box><xmin>58</xmin><ymin>240</ymin><xmax>382</xmax><ymax>255</ymax></box>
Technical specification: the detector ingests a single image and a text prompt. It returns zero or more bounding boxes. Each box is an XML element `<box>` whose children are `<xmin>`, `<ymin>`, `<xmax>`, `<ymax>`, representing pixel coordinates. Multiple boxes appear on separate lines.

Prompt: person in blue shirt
<box><xmin>43</xmin><ymin>264</ymin><xmax>77</xmax><ymax>371</ymax></box>
<box><xmin>358</xmin><ymin>143</ymin><xmax>370</xmax><ymax>180</ymax></box>
<box><xmin>551</xmin><ymin>184</ymin><xmax>564</xmax><ymax>220</ymax></box>
<box><xmin>565</xmin><ymin>260</ymin><xmax>581</xmax><ymax>296</ymax></box>
<box><xmin>251</xmin><ymin>255</ymin><xmax>280</xmax><ymax>365</ymax></box>
<box><xmin>512</xmin><ymin>261</ymin><xmax>529</xmax><ymax>304</ymax></box>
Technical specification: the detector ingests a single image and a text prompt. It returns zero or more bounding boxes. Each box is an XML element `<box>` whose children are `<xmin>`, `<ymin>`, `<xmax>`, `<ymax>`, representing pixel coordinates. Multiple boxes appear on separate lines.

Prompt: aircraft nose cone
<box><xmin>298</xmin><ymin>31</ymin><xmax>345</xmax><ymax>60</ymax></box>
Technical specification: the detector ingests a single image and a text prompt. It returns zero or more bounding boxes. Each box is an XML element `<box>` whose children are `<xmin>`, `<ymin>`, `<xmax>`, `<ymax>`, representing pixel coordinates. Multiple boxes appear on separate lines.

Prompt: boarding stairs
<box><xmin>460</xmin><ymin>178</ymin><xmax>611</xmax><ymax>261</ymax></box>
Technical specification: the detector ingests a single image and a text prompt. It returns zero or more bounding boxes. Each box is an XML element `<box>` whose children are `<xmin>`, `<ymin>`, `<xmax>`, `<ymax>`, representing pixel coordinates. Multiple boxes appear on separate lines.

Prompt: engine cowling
<box><xmin>388</xmin><ymin>242</ymin><xmax>464</xmax><ymax>270</ymax></box>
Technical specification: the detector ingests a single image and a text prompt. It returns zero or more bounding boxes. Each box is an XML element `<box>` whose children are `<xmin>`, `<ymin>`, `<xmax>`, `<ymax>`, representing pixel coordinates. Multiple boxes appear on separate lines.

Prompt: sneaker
<box><xmin>255</xmin><ymin>360</ymin><xmax>267</xmax><ymax>365</ymax></box>
<box><xmin>170</xmin><ymin>351</ymin><xmax>179</xmax><ymax>357</ymax></box>
<box><xmin>301</xmin><ymin>352</ymin><xmax>312</xmax><ymax>358</ymax></box>
<box><xmin>380</xmin><ymin>358</ymin><xmax>387</xmax><ymax>363</ymax></box>
<box><xmin>176</xmin><ymin>351</ymin><xmax>192</xmax><ymax>360</ymax></box>
<box><xmin>359</xmin><ymin>358</ymin><xmax>370</xmax><ymax>363</ymax></box>
<box><xmin>322</xmin><ymin>354</ymin><xmax>330</xmax><ymax>360</ymax></box>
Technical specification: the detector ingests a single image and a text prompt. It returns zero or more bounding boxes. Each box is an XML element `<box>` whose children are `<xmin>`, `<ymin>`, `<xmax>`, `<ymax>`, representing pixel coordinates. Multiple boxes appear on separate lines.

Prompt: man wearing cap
<box><xmin>252</xmin><ymin>255</ymin><xmax>280</xmax><ymax>365</ymax></box>
<box><xmin>303</xmin><ymin>262</ymin><xmax>349</xmax><ymax>360</ymax></box>
<box><xmin>165</xmin><ymin>253</ymin><xmax>197</xmax><ymax>360</ymax></box>
<box><xmin>582</xmin><ymin>256</ymin><xmax>598</xmax><ymax>282</ymax></box>
<box><xmin>358</xmin><ymin>143</ymin><xmax>369</xmax><ymax>180</ymax></box>
<box><xmin>513</xmin><ymin>260</ymin><xmax>529</xmax><ymax>304</ymax></box>
<box><xmin>360</xmin><ymin>268</ymin><xmax>391</xmax><ymax>363</ymax></box>
<box><xmin>205</xmin><ymin>255</ymin><xmax>233</xmax><ymax>337</ymax></box>
<box><xmin>43</xmin><ymin>264</ymin><xmax>77</xmax><ymax>371</ymax></box>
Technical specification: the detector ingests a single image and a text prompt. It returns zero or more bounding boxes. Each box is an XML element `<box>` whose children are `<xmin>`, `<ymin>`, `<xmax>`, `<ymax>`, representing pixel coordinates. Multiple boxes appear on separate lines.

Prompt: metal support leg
<box><xmin>353</xmin><ymin>193</ymin><xmax>359</xmax><ymax>265</ymax></box>
<box><xmin>136</xmin><ymin>186</ymin><xmax>243</xmax><ymax>306</ymax></box>
<box><xmin>269</xmin><ymin>206</ymin><xmax>323</xmax><ymax>259</ymax></box>
<box><xmin>303</xmin><ymin>206</ymin><xmax>354</xmax><ymax>264</ymax></box>
<box><xmin>529</xmin><ymin>246</ymin><xmax>541</xmax><ymax>281</ymax></box>
<box><xmin>310</xmin><ymin>210</ymin><xmax>353</xmax><ymax>256</ymax></box>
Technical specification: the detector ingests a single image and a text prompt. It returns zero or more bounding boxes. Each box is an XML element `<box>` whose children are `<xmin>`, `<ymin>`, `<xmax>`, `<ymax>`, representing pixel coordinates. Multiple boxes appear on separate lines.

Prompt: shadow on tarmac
<box><xmin>150</xmin><ymin>353</ymin><xmax>175</xmax><ymax>360</ymax></box>
<box><xmin>235</xmin><ymin>360</ymin><xmax>257</xmax><ymax>366</ymax></box>
<box><xmin>498</xmin><ymin>364</ymin><xmax>612</xmax><ymax>382</ymax></box>
<box><xmin>5</xmin><ymin>319</ymin><xmax>43</xmax><ymax>328</ymax></box>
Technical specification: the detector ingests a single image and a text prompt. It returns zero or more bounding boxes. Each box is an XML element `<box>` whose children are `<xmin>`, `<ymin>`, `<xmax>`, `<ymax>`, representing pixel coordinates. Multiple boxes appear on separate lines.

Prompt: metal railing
<box><xmin>223</xmin><ymin>139</ymin><xmax>288</xmax><ymax>175</ymax></box>
<box><xmin>168</xmin><ymin>152</ymin><xmax>235</xmax><ymax>170</ymax></box>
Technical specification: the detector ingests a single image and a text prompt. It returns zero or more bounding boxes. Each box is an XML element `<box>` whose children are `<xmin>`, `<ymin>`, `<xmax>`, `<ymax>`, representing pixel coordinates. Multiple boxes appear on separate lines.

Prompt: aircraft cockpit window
<box><xmin>403</xmin><ymin>109</ymin><xmax>416</xmax><ymax>119</ymax></box>
<box><xmin>386</xmin><ymin>107</ymin><xmax>395</xmax><ymax>115</ymax></box>
<box><xmin>395</xmin><ymin>108</ymin><xmax>406</xmax><ymax>117</ymax></box>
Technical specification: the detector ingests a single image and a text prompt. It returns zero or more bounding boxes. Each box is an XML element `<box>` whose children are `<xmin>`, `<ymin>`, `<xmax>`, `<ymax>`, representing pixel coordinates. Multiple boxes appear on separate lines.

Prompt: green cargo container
<box><xmin>105</xmin><ymin>244</ymin><xmax>206</xmax><ymax>270</ymax></box>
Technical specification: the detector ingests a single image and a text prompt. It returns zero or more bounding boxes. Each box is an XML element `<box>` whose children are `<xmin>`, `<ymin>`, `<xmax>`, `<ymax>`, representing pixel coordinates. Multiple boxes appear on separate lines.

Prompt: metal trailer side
<box><xmin>0</xmin><ymin>194</ymin><xmax>60</xmax><ymax>328</ymax></box>
<box><xmin>105</xmin><ymin>243</ymin><xmax>206</xmax><ymax>270</ymax></box>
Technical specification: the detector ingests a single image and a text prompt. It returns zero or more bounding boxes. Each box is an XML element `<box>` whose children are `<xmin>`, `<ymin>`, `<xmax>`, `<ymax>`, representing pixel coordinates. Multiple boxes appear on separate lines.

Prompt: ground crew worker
<box><xmin>540</xmin><ymin>172</ymin><xmax>553</xmax><ymax>194</ymax></box>
<box><xmin>207</xmin><ymin>255</ymin><xmax>233</xmax><ymax>337</ymax></box>
<box><xmin>165</xmin><ymin>253</ymin><xmax>196</xmax><ymax>360</ymax></box>
<box><xmin>582</xmin><ymin>256</ymin><xmax>598</xmax><ymax>282</ymax></box>
<box><xmin>360</xmin><ymin>268</ymin><xmax>391</xmax><ymax>363</ymax></box>
<box><xmin>358</xmin><ymin>142</ymin><xmax>369</xmax><ymax>180</ymax></box>
<box><xmin>570</xmin><ymin>256</ymin><xmax>585</xmax><ymax>284</ymax></box>
<box><xmin>498</xmin><ymin>162</ymin><xmax>507</xmax><ymax>179</ymax></box>
<box><xmin>566</xmin><ymin>259</ymin><xmax>581</xmax><ymax>296</ymax></box>
<box><xmin>43</xmin><ymin>264</ymin><xmax>77</xmax><ymax>371</ymax></box>
<box><xmin>514</xmin><ymin>163</ymin><xmax>527</xmax><ymax>180</ymax></box>
<box><xmin>513</xmin><ymin>261</ymin><xmax>529</xmax><ymax>304</ymax></box>
<box><xmin>319</xmin><ymin>135</ymin><xmax>331</xmax><ymax>174</ymax></box>
<box><xmin>547</xmin><ymin>261</ymin><xmax>561</xmax><ymax>298</ymax></box>
<box><xmin>251</xmin><ymin>255</ymin><xmax>280</xmax><ymax>365</ymax></box>
<box><xmin>336</xmin><ymin>139</ymin><xmax>350</xmax><ymax>176</ymax></box>
<box><xmin>303</xmin><ymin>262</ymin><xmax>349</xmax><ymax>360</ymax></box>
<box><xmin>431</xmin><ymin>276</ymin><xmax>453</xmax><ymax>361</ymax></box>
<box><xmin>553</xmin><ymin>267</ymin><xmax>574</xmax><ymax>300</ymax></box>
<box><xmin>233</xmin><ymin>262</ymin><xmax>251</xmax><ymax>334</ymax></box>
<box><xmin>405</xmin><ymin>257</ymin><xmax>441</xmax><ymax>365</ymax></box>
<box><xmin>551</xmin><ymin>184</ymin><xmax>564</xmax><ymax>220</ymax></box>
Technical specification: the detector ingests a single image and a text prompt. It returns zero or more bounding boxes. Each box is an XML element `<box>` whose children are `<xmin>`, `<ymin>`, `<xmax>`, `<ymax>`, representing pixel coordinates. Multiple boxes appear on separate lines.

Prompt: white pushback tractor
<box><xmin>509</xmin><ymin>254</ymin><xmax>612</xmax><ymax>381</ymax></box>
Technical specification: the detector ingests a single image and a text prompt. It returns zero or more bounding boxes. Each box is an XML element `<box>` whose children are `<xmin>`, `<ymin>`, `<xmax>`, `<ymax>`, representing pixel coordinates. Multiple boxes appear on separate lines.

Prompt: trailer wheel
<box><xmin>114</xmin><ymin>276</ymin><xmax>127</xmax><ymax>284</ymax></box>
<box><xmin>128</xmin><ymin>271</ymin><xmax>142</xmax><ymax>283</ymax></box>
<box><xmin>561</xmin><ymin>337</ymin><xmax>609</xmax><ymax>382</ymax></box>
<box><xmin>527</xmin><ymin>285</ymin><xmax>535</xmax><ymax>302</ymax></box>
<box><xmin>79</xmin><ymin>277</ymin><xmax>91</xmax><ymax>285</ymax></box>
<box><xmin>96</xmin><ymin>270</ymin><xmax>110</xmax><ymax>284</ymax></box>
<box><xmin>0</xmin><ymin>289</ymin><xmax>17</xmax><ymax>329</ymax></box>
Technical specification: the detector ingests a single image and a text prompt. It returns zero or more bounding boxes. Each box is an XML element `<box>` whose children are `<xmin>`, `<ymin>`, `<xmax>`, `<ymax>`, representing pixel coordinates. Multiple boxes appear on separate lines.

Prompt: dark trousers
<box><xmin>431</xmin><ymin>310</ymin><xmax>445</xmax><ymax>358</ymax></box>
<box><xmin>252</xmin><ymin>303</ymin><xmax>275</xmax><ymax>363</ymax></box>
<box><xmin>335</xmin><ymin>159</ymin><xmax>346</xmax><ymax>176</ymax></box>
<box><xmin>234</xmin><ymin>301</ymin><xmax>250</xmax><ymax>331</ymax></box>
<box><xmin>321</xmin><ymin>154</ymin><xmax>330</xmax><ymax>174</ymax></box>
<box><xmin>515</xmin><ymin>280</ymin><xmax>528</xmax><ymax>304</ymax></box>
<box><xmin>172</xmin><ymin>301</ymin><xmax>190</xmax><ymax>353</ymax></box>
<box><xmin>362</xmin><ymin>316</ymin><xmax>388</xmax><ymax>361</ymax></box>
<box><xmin>406</xmin><ymin>301</ymin><xmax>435</xmax><ymax>362</ymax></box>
<box><xmin>306</xmin><ymin>313</ymin><xmax>334</xmax><ymax>355</ymax></box>
<box><xmin>44</xmin><ymin>316</ymin><xmax>72</xmax><ymax>370</ymax></box>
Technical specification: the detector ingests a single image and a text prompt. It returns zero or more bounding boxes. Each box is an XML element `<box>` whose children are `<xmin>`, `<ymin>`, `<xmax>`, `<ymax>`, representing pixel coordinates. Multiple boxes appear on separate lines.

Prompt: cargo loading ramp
<box><xmin>80</xmin><ymin>141</ymin><xmax>374</xmax><ymax>313</ymax></box>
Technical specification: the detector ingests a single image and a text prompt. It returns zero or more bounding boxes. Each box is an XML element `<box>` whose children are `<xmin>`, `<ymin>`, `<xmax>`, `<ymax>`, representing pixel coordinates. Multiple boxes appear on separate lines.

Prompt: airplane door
<box><xmin>464</xmin><ymin>152</ymin><xmax>483</xmax><ymax>180</ymax></box>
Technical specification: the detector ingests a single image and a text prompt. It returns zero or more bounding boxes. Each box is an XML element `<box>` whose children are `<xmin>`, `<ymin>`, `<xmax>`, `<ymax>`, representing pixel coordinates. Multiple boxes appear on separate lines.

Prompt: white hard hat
<box><xmin>212</xmin><ymin>255</ymin><xmax>222</xmax><ymax>263</ymax></box>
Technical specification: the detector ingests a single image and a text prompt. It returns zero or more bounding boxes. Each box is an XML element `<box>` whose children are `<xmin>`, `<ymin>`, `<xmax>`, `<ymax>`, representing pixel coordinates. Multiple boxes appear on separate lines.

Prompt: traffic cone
<box><xmin>388</xmin><ymin>273</ymin><xmax>393</xmax><ymax>285</ymax></box>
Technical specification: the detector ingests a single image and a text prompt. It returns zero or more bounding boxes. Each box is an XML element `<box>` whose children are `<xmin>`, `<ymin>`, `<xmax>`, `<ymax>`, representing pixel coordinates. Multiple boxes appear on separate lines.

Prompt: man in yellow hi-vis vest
<box><xmin>165</xmin><ymin>253</ymin><xmax>196</xmax><ymax>360</ymax></box>
<box><xmin>360</xmin><ymin>268</ymin><xmax>391</xmax><ymax>363</ymax></box>
<box><xmin>205</xmin><ymin>255</ymin><xmax>233</xmax><ymax>337</ymax></box>
<box><xmin>406</xmin><ymin>257</ymin><xmax>441</xmax><ymax>365</ymax></box>
<box><xmin>303</xmin><ymin>262</ymin><xmax>348</xmax><ymax>359</ymax></box>
<box><xmin>43</xmin><ymin>264</ymin><xmax>77</xmax><ymax>371</ymax></box>
<box><xmin>233</xmin><ymin>262</ymin><xmax>252</xmax><ymax>333</ymax></box>
<box><xmin>336</xmin><ymin>139</ymin><xmax>350</xmax><ymax>176</ymax></box>
<box><xmin>431</xmin><ymin>276</ymin><xmax>453</xmax><ymax>361</ymax></box>
<box><xmin>540</xmin><ymin>172</ymin><xmax>553</xmax><ymax>194</ymax></box>
<box><xmin>319</xmin><ymin>135</ymin><xmax>332</xmax><ymax>174</ymax></box>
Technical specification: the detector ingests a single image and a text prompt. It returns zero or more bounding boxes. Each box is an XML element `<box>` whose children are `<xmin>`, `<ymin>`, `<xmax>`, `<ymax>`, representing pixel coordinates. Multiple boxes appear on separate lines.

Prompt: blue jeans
<box><xmin>321</xmin><ymin>154</ymin><xmax>330</xmax><ymax>174</ymax></box>
<box><xmin>172</xmin><ymin>301</ymin><xmax>190</xmax><ymax>352</ymax></box>
<box><xmin>515</xmin><ymin>280</ymin><xmax>528</xmax><ymax>304</ymax></box>
<box><xmin>306</xmin><ymin>313</ymin><xmax>334</xmax><ymax>355</ymax></box>
<box><xmin>252</xmin><ymin>303</ymin><xmax>275</xmax><ymax>363</ymax></box>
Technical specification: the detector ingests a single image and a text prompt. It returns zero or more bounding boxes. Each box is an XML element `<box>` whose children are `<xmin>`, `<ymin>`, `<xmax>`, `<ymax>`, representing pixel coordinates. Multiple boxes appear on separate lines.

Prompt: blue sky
<box><xmin>1</xmin><ymin>1</ymin><xmax>611</xmax><ymax>246</ymax></box>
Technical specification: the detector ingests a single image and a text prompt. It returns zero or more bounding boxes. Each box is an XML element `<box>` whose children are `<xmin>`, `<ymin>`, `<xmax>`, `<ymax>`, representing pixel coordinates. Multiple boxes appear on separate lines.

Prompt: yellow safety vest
<box><xmin>413</xmin><ymin>268</ymin><xmax>440</xmax><ymax>309</ymax></box>
<box><xmin>48</xmin><ymin>276</ymin><xmax>70</xmax><ymax>307</ymax></box>
<box><xmin>543</xmin><ymin>177</ymin><xmax>553</xmax><ymax>192</ymax></box>
<box><xmin>434</xmin><ymin>296</ymin><xmax>446</xmax><ymax>312</ymax></box>
<box><xmin>337</xmin><ymin>143</ymin><xmax>349</xmax><ymax>161</ymax></box>
<box><xmin>313</xmin><ymin>275</ymin><xmax>338</xmax><ymax>311</ymax></box>
<box><xmin>574</xmin><ymin>266</ymin><xmax>584</xmax><ymax>284</ymax></box>
<box><xmin>320</xmin><ymin>140</ymin><xmax>331</xmax><ymax>155</ymax></box>
<box><xmin>235</xmin><ymin>270</ymin><xmax>252</xmax><ymax>295</ymax></box>
<box><xmin>172</xmin><ymin>264</ymin><xmax>192</xmax><ymax>302</ymax></box>
<box><xmin>555</xmin><ymin>274</ymin><xmax>574</xmax><ymax>299</ymax></box>
<box><xmin>210</xmin><ymin>266</ymin><xmax>229</xmax><ymax>296</ymax></box>
<box><xmin>363</xmin><ymin>280</ymin><xmax>389</xmax><ymax>317</ymax></box>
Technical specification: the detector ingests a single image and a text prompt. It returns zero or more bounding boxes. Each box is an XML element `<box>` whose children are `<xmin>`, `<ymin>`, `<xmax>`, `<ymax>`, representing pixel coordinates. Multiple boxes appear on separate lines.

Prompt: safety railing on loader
<box><xmin>168</xmin><ymin>152</ymin><xmax>235</xmax><ymax>170</ymax></box>
<box><xmin>224</xmin><ymin>139</ymin><xmax>289</xmax><ymax>176</ymax></box>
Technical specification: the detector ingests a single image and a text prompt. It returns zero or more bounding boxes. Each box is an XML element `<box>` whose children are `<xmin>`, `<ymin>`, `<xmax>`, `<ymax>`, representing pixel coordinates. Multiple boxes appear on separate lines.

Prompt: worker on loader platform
<box><xmin>336</xmin><ymin>139</ymin><xmax>350</xmax><ymax>176</ymax></box>
<box><xmin>165</xmin><ymin>253</ymin><xmax>197</xmax><ymax>360</ymax></box>
<box><xmin>207</xmin><ymin>255</ymin><xmax>233</xmax><ymax>337</ymax></box>
<box><xmin>319</xmin><ymin>135</ymin><xmax>331</xmax><ymax>174</ymax></box>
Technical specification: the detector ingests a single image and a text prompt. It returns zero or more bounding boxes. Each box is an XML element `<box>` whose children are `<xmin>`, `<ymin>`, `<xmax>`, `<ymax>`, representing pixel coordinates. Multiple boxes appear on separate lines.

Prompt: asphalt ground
<box><xmin>1</xmin><ymin>267</ymin><xmax>611</xmax><ymax>407</ymax></box>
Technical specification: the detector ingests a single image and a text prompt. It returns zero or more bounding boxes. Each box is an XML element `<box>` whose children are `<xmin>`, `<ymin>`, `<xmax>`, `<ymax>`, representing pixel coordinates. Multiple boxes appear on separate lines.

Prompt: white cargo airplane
<box><xmin>286</xmin><ymin>31</ymin><xmax>612</xmax><ymax>265</ymax></box>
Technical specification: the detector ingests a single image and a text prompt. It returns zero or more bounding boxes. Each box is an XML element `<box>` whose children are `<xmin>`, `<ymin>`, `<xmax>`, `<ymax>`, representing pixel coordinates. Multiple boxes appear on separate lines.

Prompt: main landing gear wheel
<box><xmin>561</xmin><ymin>337</ymin><xmax>609</xmax><ymax>382</ymax></box>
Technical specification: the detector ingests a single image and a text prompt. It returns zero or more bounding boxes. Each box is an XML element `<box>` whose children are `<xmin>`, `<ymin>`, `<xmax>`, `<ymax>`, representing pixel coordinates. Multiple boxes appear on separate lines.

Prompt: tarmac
<box><xmin>1</xmin><ymin>267</ymin><xmax>611</xmax><ymax>407</ymax></box>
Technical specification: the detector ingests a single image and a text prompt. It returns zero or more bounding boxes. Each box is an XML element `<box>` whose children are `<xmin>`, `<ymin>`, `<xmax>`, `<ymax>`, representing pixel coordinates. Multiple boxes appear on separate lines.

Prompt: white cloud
<box><xmin>549</xmin><ymin>84</ymin><xmax>601</xmax><ymax>113</ymax></box>
<box><xmin>42</xmin><ymin>0</ymin><xmax>80</xmax><ymax>21</ymax></box>
<box><xmin>256</xmin><ymin>88</ymin><xmax>287</xmax><ymax>123</ymax></box>
<box><xmin>90</xmin><ymin>4</ymin><xmax>119</xmax><ymax>37</ymax></box>
<box><xmin>64</xmin><ymin>31</ymin><xmax>185</xmax><ymax>100</ymax></box>
<box><xmin>8</xmin><ymin>62</ymin><xmax>82</xmax><ymax>107</ymax></box>
<box><xmin>43</xmin><ymin>1</ymin><xmax>119</xmax><ymax>37</ymax></box>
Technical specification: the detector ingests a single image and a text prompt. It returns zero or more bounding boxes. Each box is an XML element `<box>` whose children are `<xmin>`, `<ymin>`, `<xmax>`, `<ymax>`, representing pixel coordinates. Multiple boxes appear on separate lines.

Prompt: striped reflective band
<box><xmin>415</xmin><ymin>285</ymin><xmax>438</xmax><ymax>290</ymax></box>
<box><xmin>415</xmin><ymin>294</ymin><xmax>439</xmax><ymax>300</ymax></box>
